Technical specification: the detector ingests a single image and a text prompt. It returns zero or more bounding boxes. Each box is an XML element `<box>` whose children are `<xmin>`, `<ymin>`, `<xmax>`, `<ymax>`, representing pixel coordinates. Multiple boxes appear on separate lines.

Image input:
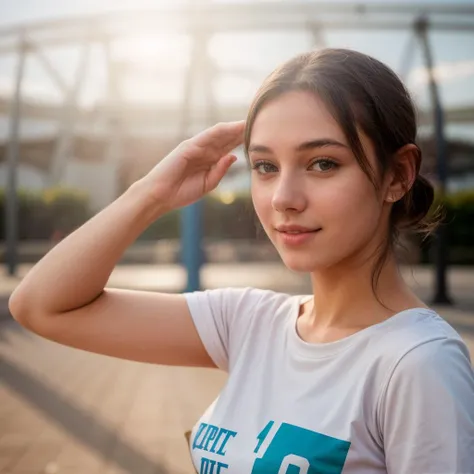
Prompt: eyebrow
<box><xmin>248</xmin><ymin>138</ymin><xmax>349</xmax><ymax>154</ymax></box>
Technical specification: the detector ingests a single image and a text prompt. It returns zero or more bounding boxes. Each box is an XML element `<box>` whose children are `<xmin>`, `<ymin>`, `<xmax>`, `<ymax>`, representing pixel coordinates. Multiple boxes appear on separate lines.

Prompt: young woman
<box><xmin>9</xmin><ymin>48</ymin><xmax>474</xmax><ymax>473</ymax></box>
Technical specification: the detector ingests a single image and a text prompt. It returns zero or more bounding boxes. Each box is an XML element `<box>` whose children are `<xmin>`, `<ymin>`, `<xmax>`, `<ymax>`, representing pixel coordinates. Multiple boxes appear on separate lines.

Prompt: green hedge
<box><xmin>0</xmin><ymin>187</ymin><xmax>91</xmax><ymax>240</ymax></box>
<box><xmin>442</xmin><ymin>191</ymin><xmax>474</xmax><ymax>248</ymax></box>
<box><xmin>138</xmin><ymin>194</ymin><xmax>262</xmax><ymax>240</ymax></box>
<box><xmin>1</xmin><ymin>187</ymin><xmax>474</xmax><ymax>265</ymax></box>
<box><xmin>420</xmin><ymin>190</ymin><xmax>474</xmax><ymax>264</ymax></box>
<box><xmin>0</xmin><ymin>189</ymin><xmax>261</xmax><ymax>241</ymax></box>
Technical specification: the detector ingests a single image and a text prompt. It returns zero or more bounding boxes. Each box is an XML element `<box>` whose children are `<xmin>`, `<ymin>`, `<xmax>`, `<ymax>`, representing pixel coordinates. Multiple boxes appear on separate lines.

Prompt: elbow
<box><xmin>8</xmin><ymin>287</ymin><xmax>64</xmax><ymax>340</ymax></box>
<box><xmin>8</xmin><ymin>286</ymin><xmax>36</xmax><ymax>328</ymax></box>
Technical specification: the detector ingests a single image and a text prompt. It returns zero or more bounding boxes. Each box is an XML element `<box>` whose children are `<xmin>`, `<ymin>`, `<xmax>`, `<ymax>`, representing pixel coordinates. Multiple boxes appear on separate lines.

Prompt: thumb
<box><xmin>205</xmin><ymin>154</ymin><xmax>238</xmax><ymax>191</ymax></box>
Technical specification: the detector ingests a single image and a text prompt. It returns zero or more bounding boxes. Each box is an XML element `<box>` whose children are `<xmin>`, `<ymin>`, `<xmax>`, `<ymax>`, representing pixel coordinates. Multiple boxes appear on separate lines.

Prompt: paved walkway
<box><xmin>0</xmin><ymin>263</ymin><xmax>473</xmax><ymax>473</ymax></box>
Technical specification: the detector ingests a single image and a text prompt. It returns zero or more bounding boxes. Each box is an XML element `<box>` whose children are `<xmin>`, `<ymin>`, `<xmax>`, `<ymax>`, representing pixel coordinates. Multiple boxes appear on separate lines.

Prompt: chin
<box><xmin>279</xmin><ymin>253</ymin><xmax>327</xmax><ymax>273</ymax></box>
<box><xmin>277</xmin><ymin>242</ymin><xmax>353</xmax><ymax>273</ymax></box>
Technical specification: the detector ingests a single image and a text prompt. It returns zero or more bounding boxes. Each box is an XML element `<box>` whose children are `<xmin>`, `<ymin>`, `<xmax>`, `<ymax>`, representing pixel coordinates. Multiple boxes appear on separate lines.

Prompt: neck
<box><xmin>307</xmin><ymin>250</ymin><xmax>422</xmax><ymax>331</ymax></box>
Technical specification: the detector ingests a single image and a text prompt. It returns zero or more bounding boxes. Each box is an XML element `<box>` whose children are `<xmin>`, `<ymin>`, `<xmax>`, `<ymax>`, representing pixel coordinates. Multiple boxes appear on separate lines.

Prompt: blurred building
<box><xmin>0</xmin><ymin>1</ymin><xmax>473</xmax><ymax>210</ymax></box>
<box><xmin>1</xmin><ymin>131</ymin><xmax>474</xmax><ymax>210</ymax></box>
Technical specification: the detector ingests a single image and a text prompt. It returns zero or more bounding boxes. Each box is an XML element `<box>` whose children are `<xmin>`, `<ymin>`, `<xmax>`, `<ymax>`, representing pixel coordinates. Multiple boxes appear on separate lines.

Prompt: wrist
<box><xmin>123</xmin><ymin>178</ymin><xmax>170</xmax><ymax>226</ymax></box>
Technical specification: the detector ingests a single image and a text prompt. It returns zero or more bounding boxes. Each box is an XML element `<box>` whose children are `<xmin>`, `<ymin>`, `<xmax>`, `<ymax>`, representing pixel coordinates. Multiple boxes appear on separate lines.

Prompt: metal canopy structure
<box><xmin>2</xmin><ymin>1</ymin><xmax>474</xmax><ymax>298</ymax></box>
<box><xmin>0</xmin><ymin>2</ymin><xmax>474</xmax><ymax>43</ymax></box>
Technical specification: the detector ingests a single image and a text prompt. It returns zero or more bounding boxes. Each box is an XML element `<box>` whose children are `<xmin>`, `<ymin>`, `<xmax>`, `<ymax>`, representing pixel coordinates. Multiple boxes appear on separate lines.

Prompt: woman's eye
<box><xmin>311</xmin><ymin>159</ymin><xmax>337</xmax><ymax>172</ymax></box>
<box><xmin>252</xmin><ymin>161</ymin><xmax>278</xmax><ymax>174</ymax></box>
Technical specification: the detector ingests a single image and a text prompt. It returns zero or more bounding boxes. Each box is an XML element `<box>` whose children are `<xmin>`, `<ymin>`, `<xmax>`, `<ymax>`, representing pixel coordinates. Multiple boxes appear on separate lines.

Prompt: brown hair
<box><xmin>244</xmin><ymin>48</ymin><xmax>437</xmax><ymax>296</ymax></box>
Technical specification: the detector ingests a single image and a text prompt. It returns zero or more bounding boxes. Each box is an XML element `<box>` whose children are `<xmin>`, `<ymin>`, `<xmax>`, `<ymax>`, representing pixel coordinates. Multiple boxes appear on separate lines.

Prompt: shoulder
<box><xmin>377</xmin><ymin>316</ymin><xmax>474</xmax><ymax>473</ymax></box>
<box><xmin>372</xmin><ymin>308</ymin><xmax>469</xmax><ymax>368</ymax></box>
<box><xmin>376</xmin><ymin>309</ymin><xmax>474</xmax><ymax>419</ymax></box>
<box><xmin>184</xmin><ymin>287</ymin><xmax>298</xmax><ymax>371</ymax></box>
<box><xmin>370</xmin><ymin>307</ymin><xmax>472</xmax><ymax>405</ymax></box>
<box><xmin>184</xmin><ymin>286</ymin><xmax>297</xmax><ymax>325</ymax></box>
<box><xmin>386</xmin><ymin>333</ymin><xmax>472</xmax><ymax>386</ymax></box>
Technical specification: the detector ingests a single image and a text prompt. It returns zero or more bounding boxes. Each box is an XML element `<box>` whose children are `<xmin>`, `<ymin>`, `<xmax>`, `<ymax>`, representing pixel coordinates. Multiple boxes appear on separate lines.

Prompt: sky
<box><xmin>1</xmin><ymin>0</ymin><xmax>474</xmax><ymax>26</ymax></box>
<box><xmin>0</xmin><ymin>0</ymin><xmax>473</xmax><ymax>142</ymax></box>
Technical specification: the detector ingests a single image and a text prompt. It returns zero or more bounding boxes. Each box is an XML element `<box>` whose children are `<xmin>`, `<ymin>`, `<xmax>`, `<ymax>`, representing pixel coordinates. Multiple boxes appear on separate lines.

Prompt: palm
<box><xmin>147</xmin><ymin>121</ymin><xmax>245</xmax><ymax>210</ymax></box>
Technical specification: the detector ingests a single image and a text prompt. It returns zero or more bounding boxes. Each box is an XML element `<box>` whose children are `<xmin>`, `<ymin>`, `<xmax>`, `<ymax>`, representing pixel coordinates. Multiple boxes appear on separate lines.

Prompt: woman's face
<box><xmin>249</xmin><ymin>90</ymin><xmax>388</xmax><ymax>273</ymax></box>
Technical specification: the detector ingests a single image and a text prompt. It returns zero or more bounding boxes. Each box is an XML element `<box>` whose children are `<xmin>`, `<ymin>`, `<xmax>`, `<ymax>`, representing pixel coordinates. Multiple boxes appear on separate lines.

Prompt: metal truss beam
<box><xmin>0</xmin><ymin>3</ymin><xmax>472</xmax><ymax>54</ymax></box>
<box><xmin>0</xmin><ymin>98</ymin><xmax>472</xmax><ymax>130</ymax></box>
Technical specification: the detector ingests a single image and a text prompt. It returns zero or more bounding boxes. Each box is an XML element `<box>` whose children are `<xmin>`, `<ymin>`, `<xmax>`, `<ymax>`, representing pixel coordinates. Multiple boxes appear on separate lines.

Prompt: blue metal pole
<box><xmin>178</xmin><ymin>26</ymin><xmax>212</xmax><ymax>293</ymax></box>
<box><xmin>181</xmin><ymin>200</ymin><xmax>204</xmax><ymax>292</ymax></box>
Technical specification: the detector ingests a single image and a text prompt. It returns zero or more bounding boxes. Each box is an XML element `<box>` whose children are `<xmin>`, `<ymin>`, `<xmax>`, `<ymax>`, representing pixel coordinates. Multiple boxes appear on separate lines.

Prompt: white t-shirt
<box><xmin>184</xmin><ymin>287</ymin><xmax>474</xmax><ymax>474</ymax></box>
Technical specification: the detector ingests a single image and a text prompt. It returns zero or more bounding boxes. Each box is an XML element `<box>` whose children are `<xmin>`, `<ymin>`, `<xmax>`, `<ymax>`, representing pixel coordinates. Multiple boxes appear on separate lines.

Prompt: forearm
<box><xmin>9</xmin><ymin>179</ymin><xmax>164</xmax><ymax>316</ymax></box>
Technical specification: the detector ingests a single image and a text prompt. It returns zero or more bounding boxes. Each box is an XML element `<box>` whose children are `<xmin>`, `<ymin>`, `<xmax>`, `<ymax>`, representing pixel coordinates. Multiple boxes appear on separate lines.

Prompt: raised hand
<box><xmin>142</xmin><ymin>121</ymin><xmax>245</xmax><ymax>212</ymax></box>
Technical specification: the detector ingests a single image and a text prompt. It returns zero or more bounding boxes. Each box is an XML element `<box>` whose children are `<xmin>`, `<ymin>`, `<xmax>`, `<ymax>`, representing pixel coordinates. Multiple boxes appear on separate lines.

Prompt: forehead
<box><xmin>250</xmin><ymin>90</ymin><xmax>347</xmax><ymax>146</ymax></box>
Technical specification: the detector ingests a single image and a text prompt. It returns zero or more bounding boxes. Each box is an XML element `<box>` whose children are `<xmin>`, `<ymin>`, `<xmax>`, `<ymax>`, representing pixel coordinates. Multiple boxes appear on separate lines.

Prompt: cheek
<box><xmin>319</xmin><ymin>176</ymin><xmax>381</xmax><ymax>239</ymax></box>
<box><xmin>251</xmin><ymin>181</ymin><xmax>272</xmax><ymax>223</ymax></box>
<box><xmin>326</xmin><ymin>181</ymin><xmax>375</xmax><ymax>216</ymax></box>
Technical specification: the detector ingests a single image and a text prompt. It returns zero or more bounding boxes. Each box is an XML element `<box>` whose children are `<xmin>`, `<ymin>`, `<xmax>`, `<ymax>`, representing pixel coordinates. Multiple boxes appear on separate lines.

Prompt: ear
<box><xmin>384</xmin><ymin>144</ymin><xmax>420</xmax><ymax>203</ymax></box>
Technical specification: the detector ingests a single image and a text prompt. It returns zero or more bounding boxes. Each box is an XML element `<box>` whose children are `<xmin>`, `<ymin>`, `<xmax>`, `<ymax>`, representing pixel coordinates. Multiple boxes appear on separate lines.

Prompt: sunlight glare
<box><xmin>115</xmin><ymin>34</ymin><xmax>190</xmax><ymax>68</ymax></box>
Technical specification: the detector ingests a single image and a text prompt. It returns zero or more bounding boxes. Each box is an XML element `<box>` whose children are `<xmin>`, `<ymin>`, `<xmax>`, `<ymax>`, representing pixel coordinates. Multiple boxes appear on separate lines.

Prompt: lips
<box><xmin>276</xmin><ymin>228</ymin><xmax>322</xmax><ymax>246</ymax></box>
<box><xmin>279</xmin><ymin>230</ymin><xmax>319</xmax><ymax>234</ymax></box>
<box><xmin>276</xmin><ymin>225</ymin><xmax>321</xmax><ymax>233</ymax></box>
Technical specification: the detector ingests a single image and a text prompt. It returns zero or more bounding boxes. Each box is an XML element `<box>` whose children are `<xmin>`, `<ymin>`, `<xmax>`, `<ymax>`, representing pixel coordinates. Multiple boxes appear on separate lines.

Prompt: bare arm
<box><xmin>9</xmin><ymin>121</ymin><xmax>244</xmax><ymax>367</ymax></box>
<box><xmin>10</xmin><ymin>180</ymin><xmax>162</xmax><ymax>316</ymax></box>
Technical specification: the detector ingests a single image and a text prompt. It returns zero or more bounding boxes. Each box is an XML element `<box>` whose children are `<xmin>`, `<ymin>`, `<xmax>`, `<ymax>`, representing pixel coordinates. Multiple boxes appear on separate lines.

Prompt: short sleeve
<box><xmin>378</xmin><ymin>337</ymin><xmax>474</xmax><ymax>474</ymax></box>
<box><xmin>184</xmin><ymin>287</ymin><xmax>266</xmax><ymax>372</ymax></box>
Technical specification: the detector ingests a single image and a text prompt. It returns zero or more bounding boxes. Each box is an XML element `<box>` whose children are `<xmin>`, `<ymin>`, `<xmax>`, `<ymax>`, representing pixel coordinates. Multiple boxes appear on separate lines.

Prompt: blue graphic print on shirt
<box><xmin>192</xmin><ymin>420</ymin><xmax>351</xmax><ymax>473</ymax></box>
<box><xmin>252</xmin><ymin>421</ymin><xmax>351</xmax><ymax>473</ymax></box>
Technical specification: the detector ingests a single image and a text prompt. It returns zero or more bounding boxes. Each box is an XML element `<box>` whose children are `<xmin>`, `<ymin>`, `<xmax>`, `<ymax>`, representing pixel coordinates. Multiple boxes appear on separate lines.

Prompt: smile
<box><xmin>277</xmin><ymin>229</ymin><xmax>321</xmax><ymax>246</ymax></box>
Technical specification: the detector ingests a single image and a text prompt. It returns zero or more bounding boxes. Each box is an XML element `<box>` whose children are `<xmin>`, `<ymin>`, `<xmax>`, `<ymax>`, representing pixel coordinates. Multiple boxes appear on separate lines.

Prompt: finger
<box><xmin>180</xmin><ymin>122</ymin><xmax>244</xmax><ymax>169</ymax></box>
<box><xmin>205</xmin><ymin>154</ymin><xmax>238</xmax><ymax>192</ymax></box>
<box><xmin>224</xmin><ymin>133</ymin><xmax>246</xmax><ymax>155</ymax></box>
<box><xmin>200</xmin><ymin>126</ymin><xmax>245</xmax><ymax>164</ymax></box>
<box><xmin>217</xmin><ymin>122</ymin><xmax>246</xmax><ymax>151</ymax></box>
<box><xmin>194</xmin><ymin>121</ymin><xmax>245</xmax><ymax>150</ymax></box>
<box><xmin>188</xmin><ymin>133</ymin><xmax>244</xmax><ymax>170</ymax></box>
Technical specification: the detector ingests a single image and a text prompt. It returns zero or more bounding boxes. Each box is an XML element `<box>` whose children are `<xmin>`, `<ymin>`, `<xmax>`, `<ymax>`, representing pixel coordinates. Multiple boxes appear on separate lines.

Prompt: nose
<box><xmin>271</xmin><ymin>174</ymin><xmax>307</xmax><ymax>213</ymax></box>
